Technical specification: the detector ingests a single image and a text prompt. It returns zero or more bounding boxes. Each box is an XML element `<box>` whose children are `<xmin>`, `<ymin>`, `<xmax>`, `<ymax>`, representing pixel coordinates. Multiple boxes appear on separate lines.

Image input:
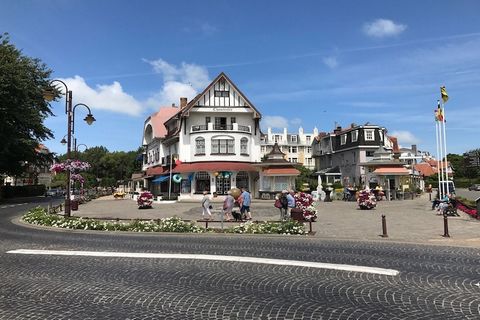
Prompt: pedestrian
<box><xmin>276</xmin><ymin>191</ymin><xmax>289</xmax><ymax>220</ymax></box>
<box><xmin>223</xmin><ymin>191</ymin><xmax>234</xmax><ymax>221</ymax></box>
<box><xmin>286</xmin><ymin>190</ymin><xmax>296</xmax><ymax>218</ymax></box>
<box><xmin>201</xmin><ymin>191</ymin><xmax>212</xmax><ymax>219</ymax></box>
<box><xmin>240</xmin><ymin>188</ymin><xmax>252</xmax><ymax>220</ymax></box>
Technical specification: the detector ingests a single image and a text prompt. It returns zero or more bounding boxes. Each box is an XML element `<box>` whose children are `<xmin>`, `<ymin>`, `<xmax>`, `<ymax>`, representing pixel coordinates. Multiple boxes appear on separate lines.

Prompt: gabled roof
<box><xmin>180</xmin><ymin>72</ymin><xmax>262</xmax><ymax>119</ymax></box>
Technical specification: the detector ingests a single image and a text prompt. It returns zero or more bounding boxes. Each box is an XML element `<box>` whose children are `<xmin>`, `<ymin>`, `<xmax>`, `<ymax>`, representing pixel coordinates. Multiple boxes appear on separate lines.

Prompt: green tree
<box><xmin>294</xmin><ymin>165</ymin><xmax>318</xmax><ymax>191</ymax></box>
<box><xmin>0</xmin><ymin>33</ymin><xmax>54</xmax><ymax>176</ymax></box>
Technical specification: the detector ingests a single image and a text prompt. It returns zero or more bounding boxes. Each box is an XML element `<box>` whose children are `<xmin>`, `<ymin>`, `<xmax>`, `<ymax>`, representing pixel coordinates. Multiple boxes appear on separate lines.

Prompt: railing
<box><xmin>213</xmin><ymin>124</ymin><xmax>233</xmax><ymax>130</ymax></box>
<box><xmin>191</xmin><ymin>125</ymin><xmax>207</xmax><ymax>132</ymax></box>
<box><xmin>191</xmin><ymin>124</ymin><xmax>251</xmax><ymax>133</ymax></box>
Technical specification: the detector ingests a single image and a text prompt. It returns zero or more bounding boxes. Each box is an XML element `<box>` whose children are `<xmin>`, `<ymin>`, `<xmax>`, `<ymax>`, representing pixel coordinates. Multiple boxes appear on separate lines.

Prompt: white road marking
<box><xmin>7</xmin><ymin>249</ymin><xmax>399</xmax><ymax>276</ymax></box>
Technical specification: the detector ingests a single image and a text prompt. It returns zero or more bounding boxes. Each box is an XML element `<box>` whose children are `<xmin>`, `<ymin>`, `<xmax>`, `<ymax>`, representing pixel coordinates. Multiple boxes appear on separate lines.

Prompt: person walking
<box><xmin>223</xmin><ymin>191</ymin><xmax>234</xmax><ymax>221</ymax></box>
<box><xmin>277</xmin><ymin>191</ymin><xmax>289</xmax><ymax>220</ymax></box>
<box><xmin>201</xmin><ymin>191</ymin><xmax>212</xmax><ymax>219</ymax></box>
<box><xmin>286</xmin><ymin>190</ymin><xmax>296</xmax><ymax>218</ymax></box>
<box><xmin>240</xmin><ymin>188</ymin><xmax>252</xmax><ymax>220</ymax></box>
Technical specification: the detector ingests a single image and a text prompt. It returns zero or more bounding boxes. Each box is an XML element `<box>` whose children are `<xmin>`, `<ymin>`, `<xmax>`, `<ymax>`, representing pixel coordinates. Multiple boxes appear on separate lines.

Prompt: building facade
<box><xmin>312</xmin><ymin>123</ymin><xmax>395</xmax><ymax>187</ymax></box>
<box><xmin>260</xmin><ymin>127</ymin><xmax>318</xmax><ymax>170</ymax></box>
<box><xmin>141</xmin><ymin>72</ymin><xmax>263</xmax><ymax>200</ymax></box>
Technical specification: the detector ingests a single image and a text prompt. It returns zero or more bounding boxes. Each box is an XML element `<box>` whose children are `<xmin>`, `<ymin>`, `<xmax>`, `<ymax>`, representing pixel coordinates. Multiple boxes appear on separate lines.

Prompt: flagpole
<box><xmin>168</xmin><ymin>148</ymin><xmax>172</xmax><ymax>199</ymax></box>
<box><xmin>437</xmin><ymin>120</ymin><xmax>445</xmax><ymax>198</ymax></box>
<box><xmin>435</xmin><ymin>120</ymin><xmax>442</xmax><ymax>198</ymax></box>
<box><xmin>441</xmin><ymin>101</ymin><xmax>450</xmax><ymax>195</ymax></box>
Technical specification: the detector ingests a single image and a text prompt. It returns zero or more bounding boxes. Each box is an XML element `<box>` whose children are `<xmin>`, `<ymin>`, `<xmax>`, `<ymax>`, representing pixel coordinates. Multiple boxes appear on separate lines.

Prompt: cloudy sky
<box><xmin>2</xmin><ymin>0</ymin><xmax>479</xmax><ymax>155</ymax></box>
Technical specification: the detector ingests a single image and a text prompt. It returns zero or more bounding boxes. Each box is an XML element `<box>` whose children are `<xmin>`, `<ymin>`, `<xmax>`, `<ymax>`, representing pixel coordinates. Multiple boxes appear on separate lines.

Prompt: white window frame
<box><xmin>306</xmin><ymin>136</ymin><xmax>311</xmax><ymax>143</ymax></box>
<box><xmin>240</xmin><ymin>138</ymin><xmax>248</xmax><ymax>155</ymax></box>
<box><xmin>195</xmin><ymin>137</ymin><xmax>205</xmax><ymax>155</ymax></box>
<box><xmin>351</xmin><ymin>130</ymin><xmax>358</xmax><ymax>142</ymax></box>
<box><xmin>340</xmin><ymin>134</ymin><xmax>347</xmax><ymax>145</ymax></box>
<box><xmin>291</xmin><ymin>135</ymin><xmax>297</xmax><ymax>143</ymax></box>
<box><xmin>290</xmin><ymin>146</ymin><xmax>298</xmax><ymax>153</ymax></box>
<box><xmin>365</xmin><ymin>129</ymin><xmax>374</xmax><ymax>141</ymax></box>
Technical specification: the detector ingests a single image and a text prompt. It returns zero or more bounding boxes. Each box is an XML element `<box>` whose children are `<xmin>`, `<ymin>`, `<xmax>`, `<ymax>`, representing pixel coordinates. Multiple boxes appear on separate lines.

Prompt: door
<box><xmin>215</xmin><ymin>175</ymin><xmax>231</xmax><ymax>194</ymax></box>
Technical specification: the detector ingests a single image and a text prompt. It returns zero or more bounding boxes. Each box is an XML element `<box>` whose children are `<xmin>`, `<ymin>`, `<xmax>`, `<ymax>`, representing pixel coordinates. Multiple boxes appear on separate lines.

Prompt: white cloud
<box><xmin>323</xmin><ymin>56</ymin><xmax>338</xmax><ymax>69</ymax></box>
<box><xmin>143</xmin><ymin>58</ymin><xmax>210</xmax><ymax>108</ymax></box>
<box><xmin>261</xmin><ymin>116</ymin><xmax>304</xmax><ymax>130</ymax></box>
<box><xmin>290</xmin><ymin>118</ymin><xmax>302</xmax><ymax>126</ymax></box>
<box><xmin>262</xmin><ymin>116</ymin><xmax>289</xmax><ymax>129</ymax></box>
<box><xmin>363</xmin><ymin>19</ymin><xmax>407</xmax><ymax>38</ymax></box>
<box><xmin>390</xmin><ymin>130</ymin><xmax>420</xmax><ymax>146</ymax></box>
<box><xmin>58</xmin><ymin>76</ymin><xmax>143</xmax><ymax>116</ymax></box>
<box><xmin>200</xmin><ymin>22</ymin><xmax>217</xmax><ymax>36</ymax></box>
<box><xmin>145</xmin><ymin>81</ymin><xmax>197</xmax><ymax>109</ymax></box>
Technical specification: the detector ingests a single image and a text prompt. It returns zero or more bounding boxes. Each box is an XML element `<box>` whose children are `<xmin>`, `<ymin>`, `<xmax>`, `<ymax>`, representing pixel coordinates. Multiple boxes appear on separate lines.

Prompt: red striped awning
<box><xmin>373</xmin><ymin>167</ymin><xmax>410</xmax><ymax>175</ymax></box>
<box><xmin>262</xmin><ymin>168</ymin><xmax>300</xmax><ymax>176</ymax></box>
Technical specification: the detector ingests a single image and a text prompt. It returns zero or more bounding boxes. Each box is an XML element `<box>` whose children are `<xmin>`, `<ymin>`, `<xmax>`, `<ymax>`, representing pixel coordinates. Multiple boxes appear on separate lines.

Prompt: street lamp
<box><xmin>44</xmin><ymin>80</ymin><xmax>96</xmax><ymax>217</ymax></box>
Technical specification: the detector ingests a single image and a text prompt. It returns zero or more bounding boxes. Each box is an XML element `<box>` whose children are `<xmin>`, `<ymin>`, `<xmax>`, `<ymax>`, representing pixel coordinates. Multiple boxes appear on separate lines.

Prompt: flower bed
<box><xmin>22</xmin><ymin>207</ymin><xmax>307</xmax><ymax>235</ymax></box>
<box><xmin>226</xmin><ymin>220</ymin><xmax>306</xmax><ymax>235</ymax></box>
<box><xmin>22</xmin><ymin>207</ymin><xmax>204</xmax><ymax>233</ymax></box>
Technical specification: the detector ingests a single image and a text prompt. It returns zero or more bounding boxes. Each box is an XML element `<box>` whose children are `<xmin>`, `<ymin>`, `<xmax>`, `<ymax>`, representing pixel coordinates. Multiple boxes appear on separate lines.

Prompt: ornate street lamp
<box><xmin>44</xmin><ymin>80</ymin><xmax>96</xmax><ymax>217</ymax></box>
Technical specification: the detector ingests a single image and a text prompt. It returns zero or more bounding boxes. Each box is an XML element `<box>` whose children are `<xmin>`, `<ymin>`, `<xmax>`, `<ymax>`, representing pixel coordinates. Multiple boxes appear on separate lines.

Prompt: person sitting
<box><xmin>437</xmin><ymin>194</ymin><xmax>451</xmax><ymax>215</ymax></box>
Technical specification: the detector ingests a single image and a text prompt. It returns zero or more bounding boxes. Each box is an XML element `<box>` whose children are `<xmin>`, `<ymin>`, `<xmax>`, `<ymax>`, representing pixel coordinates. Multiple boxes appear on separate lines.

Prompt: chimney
<box><xmin>333</xmin><ymin>126</ymin><xmax>342</xmax><ymax>134</ymax></box>
<box><xmin>412</xmin><ymin>144</ymin><xmax>417</xmax><ymax>155</ymax></box>
<box><xmin>180</xmin><ymin>97</ymin><xmax>188</xmax><ymax>109</ymax></box>
<box><xmin>172</xmin><ymin>103</ymin><xmax>176</xmax><ymax>107</ymax></box>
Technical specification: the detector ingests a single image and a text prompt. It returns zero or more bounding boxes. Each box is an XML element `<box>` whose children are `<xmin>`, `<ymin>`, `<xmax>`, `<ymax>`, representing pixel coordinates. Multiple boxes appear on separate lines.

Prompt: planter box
<box><xmin>291</xmin><ymin>208</ymin><xmax>304</xmax><ymax>221</ymax></box>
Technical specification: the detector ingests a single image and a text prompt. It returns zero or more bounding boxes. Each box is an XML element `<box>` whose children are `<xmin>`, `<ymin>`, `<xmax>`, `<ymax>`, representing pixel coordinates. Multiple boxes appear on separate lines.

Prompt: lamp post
<box><xmin>44</xmin><ymin>80</ymin><xmax>96</xmax><ymax>217</ymax></box>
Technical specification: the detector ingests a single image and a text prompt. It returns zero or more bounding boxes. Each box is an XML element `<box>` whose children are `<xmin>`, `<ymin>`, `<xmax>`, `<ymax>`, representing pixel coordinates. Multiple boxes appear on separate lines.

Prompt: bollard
<box><xmin>443</xmin><ymin>214</ymin><xmax>450</xmax><ymax>237</ymax></box>
<box><xmin>381</xmin><ymin>214</ymin><xmax>388</xmax><ymax>238</ymax></box>
<box><xmin>308</xmin><ymin>220</ymin><xmax>313</xmax><ymax>234</ymax></box>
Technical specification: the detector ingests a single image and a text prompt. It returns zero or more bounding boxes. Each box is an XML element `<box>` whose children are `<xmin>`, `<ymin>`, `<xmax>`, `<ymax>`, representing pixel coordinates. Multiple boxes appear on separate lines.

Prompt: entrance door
<box><xmin>215</xmin><ymin>175</ymin><xmax>231</xmax><ymax>194</ymax></box>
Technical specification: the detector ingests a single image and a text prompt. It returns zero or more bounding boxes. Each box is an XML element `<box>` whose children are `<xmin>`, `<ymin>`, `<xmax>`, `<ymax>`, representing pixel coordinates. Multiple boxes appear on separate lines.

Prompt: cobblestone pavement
<box><xmin>73</xmin><ymin>193</ymin><xmax>480</xmax><ymax>247</ymax></box>
<box><xmin>1</xmin><ymin>197</ymin><xmax>479</xmax><ymax>319</ymax></box>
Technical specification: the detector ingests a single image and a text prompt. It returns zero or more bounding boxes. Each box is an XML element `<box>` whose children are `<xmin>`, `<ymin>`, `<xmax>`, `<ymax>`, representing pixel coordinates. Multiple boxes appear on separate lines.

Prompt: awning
<box><xmin>373</xmin><ymin>167</ymin><xmax>410</xmax><ymax>175</ymax></box>
<box><xmin>262</xmin><ymin>168</ymin><xmax>300</xmax><ymax>176</ymax></box>
<box><xmin>152</xmin><ymin>175</ymin><xmax>169</xmax><ymax>184</ymax></box>
<box><xmin>146</xmin><ymin>166</ymin><xmax>166</xmax><ymax>176</ymax></box>
<box><xmin>172</xmin><ymin>162</ymin><xmax>258</xmax><ymax>173</ymax></box>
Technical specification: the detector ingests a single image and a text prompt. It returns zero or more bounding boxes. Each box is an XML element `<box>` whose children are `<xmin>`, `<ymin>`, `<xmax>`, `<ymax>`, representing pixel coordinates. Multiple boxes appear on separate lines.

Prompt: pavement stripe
<box><xmin>7</xmin><ymin>249</ymin><xmax>399</xmax><ymax>276</ymax></box>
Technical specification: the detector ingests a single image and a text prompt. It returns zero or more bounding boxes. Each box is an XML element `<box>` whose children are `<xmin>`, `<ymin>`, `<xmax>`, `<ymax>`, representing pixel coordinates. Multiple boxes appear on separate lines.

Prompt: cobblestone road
<box><xmin>0</xmin><ymin>197</ymin><xmax>479</xmax><ymax>319</ymax></box>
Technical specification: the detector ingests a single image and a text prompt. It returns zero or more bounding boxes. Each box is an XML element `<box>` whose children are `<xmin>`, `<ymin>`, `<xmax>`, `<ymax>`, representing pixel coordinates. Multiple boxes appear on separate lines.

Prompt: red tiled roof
<box><xmin>373</xmin><ymin>167</ymin><xmax>409</xmax><ymax>175</ymax></box>
<box><xmin>262</xmin><ymin>168</ymin><xmax>300</xmax><ymax>176</ymax></box>
<box><xmin>415</xmin><ymin>163</ymin><xmax>436</xmax><ymax>176</ymax></box>
<box><xmin>172</xmin><ymin>162</ymin><xmax>258</xmax><ymax>173</ymax></box>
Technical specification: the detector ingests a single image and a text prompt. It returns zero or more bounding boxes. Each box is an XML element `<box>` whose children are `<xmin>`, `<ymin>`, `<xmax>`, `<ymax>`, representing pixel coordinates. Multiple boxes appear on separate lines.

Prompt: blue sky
<box><xmin>2</xmin><ymin>0</ymin><xmax>480</xmax><ymax>156</ymax></box>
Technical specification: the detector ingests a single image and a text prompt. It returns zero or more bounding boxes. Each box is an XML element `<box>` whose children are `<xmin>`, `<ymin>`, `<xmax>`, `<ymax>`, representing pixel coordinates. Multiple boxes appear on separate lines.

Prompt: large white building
<box><xmin>141</xmin><ymin>72</ymin><xmax>264</xmax><ymax>199</ymax></box>
<box><xmin>260</xmin><ymin>127</ymin><xmax>318</xmax><ymax>170</ymax></box>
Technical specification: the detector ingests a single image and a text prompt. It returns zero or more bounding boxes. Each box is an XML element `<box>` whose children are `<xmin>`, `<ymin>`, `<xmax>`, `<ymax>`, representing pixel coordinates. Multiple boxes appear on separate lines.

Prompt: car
<box><xmin>468</xmin><ymin>184</ymin><xmax>480</xmax><ymax>191</ymax></box>
<box><xmin>45</xmin><ymin>189</ymin><xmax>59</xmax><ymax>197</ymax></box>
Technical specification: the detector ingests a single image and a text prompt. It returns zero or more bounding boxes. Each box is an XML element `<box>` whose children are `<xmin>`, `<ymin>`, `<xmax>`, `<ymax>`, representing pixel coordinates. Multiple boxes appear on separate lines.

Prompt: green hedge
<box><xmin>1</xmin><ymin>185</ymin><xmax>46</xmax><ymax>199</ymax></box>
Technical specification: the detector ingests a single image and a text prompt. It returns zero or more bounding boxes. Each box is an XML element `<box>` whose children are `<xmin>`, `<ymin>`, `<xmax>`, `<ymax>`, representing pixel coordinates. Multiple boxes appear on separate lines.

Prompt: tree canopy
<box><xmin>0</xmin><ymin>33</ymin><xmax>54</xmax><ymax>176</ymax></box>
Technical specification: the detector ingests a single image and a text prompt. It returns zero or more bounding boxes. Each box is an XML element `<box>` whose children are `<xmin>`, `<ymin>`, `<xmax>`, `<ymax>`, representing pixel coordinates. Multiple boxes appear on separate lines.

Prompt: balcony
<box><xmin>191</xmin><ymin>123</ymin><xmax>251</xmax><ymax>133</ymax></box>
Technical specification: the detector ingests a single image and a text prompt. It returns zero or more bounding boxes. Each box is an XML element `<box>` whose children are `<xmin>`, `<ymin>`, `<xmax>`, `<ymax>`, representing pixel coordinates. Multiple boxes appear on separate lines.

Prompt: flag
<box><xmin>440</xmin><ymin>86</ymin><xmax>449</xmax><ymax>103</ymax></box>
<box><xmin>437</xmin><ymin>107</ymin><xmax>445</xmax><ymax>122</ymax></box>
<box><xmin>435</xmin><ymin>101</ymin><xmax>445</xmax><ymax>122</ymax></box>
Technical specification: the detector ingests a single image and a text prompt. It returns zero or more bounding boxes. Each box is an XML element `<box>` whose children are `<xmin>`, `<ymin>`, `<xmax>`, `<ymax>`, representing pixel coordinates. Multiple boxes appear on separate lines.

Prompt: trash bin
<box><xmin>71</xmin><ymin>200</ymin><xmax>79</xmax><ymax>211</ymax></box>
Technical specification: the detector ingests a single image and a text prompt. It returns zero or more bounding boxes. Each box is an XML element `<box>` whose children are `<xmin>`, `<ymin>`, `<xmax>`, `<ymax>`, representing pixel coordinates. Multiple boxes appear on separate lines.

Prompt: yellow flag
<box><xmin>440</xmin><ymin>86</ymin><xmax>449</xmax><ymax>103</ymax></box>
